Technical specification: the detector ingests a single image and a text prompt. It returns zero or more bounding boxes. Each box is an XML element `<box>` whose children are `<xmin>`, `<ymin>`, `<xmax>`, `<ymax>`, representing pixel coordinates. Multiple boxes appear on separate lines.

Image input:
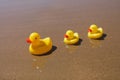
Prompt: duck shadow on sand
<box><xmin>33</xmin><ymin>46</ymin><xmax>57</xmax><ymax>56</ymax></box>
<box><xmin>74</xmin><ymin>39</ymin><xmax>83</xmax><ymax>46</ymax></box>
<box><xmin>98</xmin><ymin>33</ymin><xmax>107</xmax><ymax>40</ymax></box>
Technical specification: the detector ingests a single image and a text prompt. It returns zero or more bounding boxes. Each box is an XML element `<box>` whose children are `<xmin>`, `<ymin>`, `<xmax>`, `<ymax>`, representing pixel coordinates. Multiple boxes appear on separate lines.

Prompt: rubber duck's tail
<box><xmin>98</xmin><ymin>28</ymin><xmax>103</xmax><ymax>33</ymax></box>
<box><xmin>43</xmin><ymin>37</ymin><xmax>52</xmax><ymax>45</ymax></box>
<box><xmin>74</xmin><ymin>32</ymin><xmax>79</xmax><ymax>38</ymax></box>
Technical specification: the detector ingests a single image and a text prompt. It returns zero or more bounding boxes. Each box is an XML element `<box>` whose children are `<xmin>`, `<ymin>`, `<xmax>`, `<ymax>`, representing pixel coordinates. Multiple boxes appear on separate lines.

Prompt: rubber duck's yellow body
<box><xmin>26</xmin><ymin>32</ymin><xmax>52</xmax><ymax>55</ymax></box>
<box><xmin>64</xmin><ymin>30</ymin><xmax>79</xmax><ymax>45</ymax></box>
<box><xmin>88</xmin><ymin>24</ymin><xmax>103</xmax><ymax>39</ymax></box>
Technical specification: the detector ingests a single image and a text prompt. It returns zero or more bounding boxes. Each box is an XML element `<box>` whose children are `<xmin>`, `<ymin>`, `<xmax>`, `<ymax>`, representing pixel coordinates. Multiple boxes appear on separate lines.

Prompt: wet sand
<box><xmin>0</xmin><ymin>0</ymin><xmax>120</xmax><ymax>80</ymax></box>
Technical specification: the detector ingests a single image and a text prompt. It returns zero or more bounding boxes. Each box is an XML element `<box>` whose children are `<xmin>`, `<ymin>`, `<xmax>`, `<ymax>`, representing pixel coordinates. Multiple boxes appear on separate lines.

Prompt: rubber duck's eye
<box><xmin>69</xmin><ymin>33</ymin><xmax>71</xmax><ymax>35</ymax></box>
<box><xmin>35</xmin><ymin>37</ymin><xmax>37</xmax><ymax>39</ymax></box>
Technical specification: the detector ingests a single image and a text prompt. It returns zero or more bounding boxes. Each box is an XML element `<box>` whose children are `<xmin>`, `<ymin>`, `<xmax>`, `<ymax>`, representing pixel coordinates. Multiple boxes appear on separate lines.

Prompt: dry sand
<box><xmin>0</xmin><ymin>0</ymin><xmax>120</xmax><ymax>80</ymax></box>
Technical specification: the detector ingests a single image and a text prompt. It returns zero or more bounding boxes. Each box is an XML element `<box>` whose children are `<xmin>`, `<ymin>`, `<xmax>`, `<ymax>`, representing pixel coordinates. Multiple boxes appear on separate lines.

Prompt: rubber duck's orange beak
<box><xmin>26</xmin><ymin>38</ymin><xmax>32</xmax><ymax>43</ymax></box>
<box><xmin>64</xmin><ymin>34</ymin><xmax>69</xmax><ymax>38</ymax></box>
<box><xmin>88</xmin><ymin>29</ymin><xmax>92</xmax><ymax>32</ymax></box>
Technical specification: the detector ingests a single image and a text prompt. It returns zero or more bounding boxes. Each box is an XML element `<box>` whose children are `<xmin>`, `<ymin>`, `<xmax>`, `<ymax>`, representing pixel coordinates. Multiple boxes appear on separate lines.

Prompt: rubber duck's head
<box><xmin>88</xmin><ymin>24</ymin><xmax>98</xmax><ymax>33</ymax></box>
<box><xmin>26</xmin><ymin>32</ymin><xmax>40</xmax><ymax>44</ymax></box>
<box><xmin>64</xmin><ymin>30</ymin><xmax>74</xmax><ymax>39</ymax></box>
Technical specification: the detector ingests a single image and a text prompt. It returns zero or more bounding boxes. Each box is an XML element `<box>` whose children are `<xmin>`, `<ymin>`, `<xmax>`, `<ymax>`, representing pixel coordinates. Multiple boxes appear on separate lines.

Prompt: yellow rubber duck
<box><xmin>88</xmin><ymin>24</ymin><xmax>103</xmax><ymax>39</ymax></box>
<box><xmin>26</xmin><ymin>32</ymin><xmax>52</xmax><ymax>55</ymax></box>
<box><xmin>64</xmin><ymin>30</ymin><xmax>79</xmax><ymax>45</ymax></box>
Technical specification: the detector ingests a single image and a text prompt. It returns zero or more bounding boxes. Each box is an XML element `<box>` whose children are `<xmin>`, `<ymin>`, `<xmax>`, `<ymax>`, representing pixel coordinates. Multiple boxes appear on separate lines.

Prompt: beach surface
<box><xmin>0</xmin><ymin>0</ymin><xmax>120</xmax><ymax>80</ymax></box>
